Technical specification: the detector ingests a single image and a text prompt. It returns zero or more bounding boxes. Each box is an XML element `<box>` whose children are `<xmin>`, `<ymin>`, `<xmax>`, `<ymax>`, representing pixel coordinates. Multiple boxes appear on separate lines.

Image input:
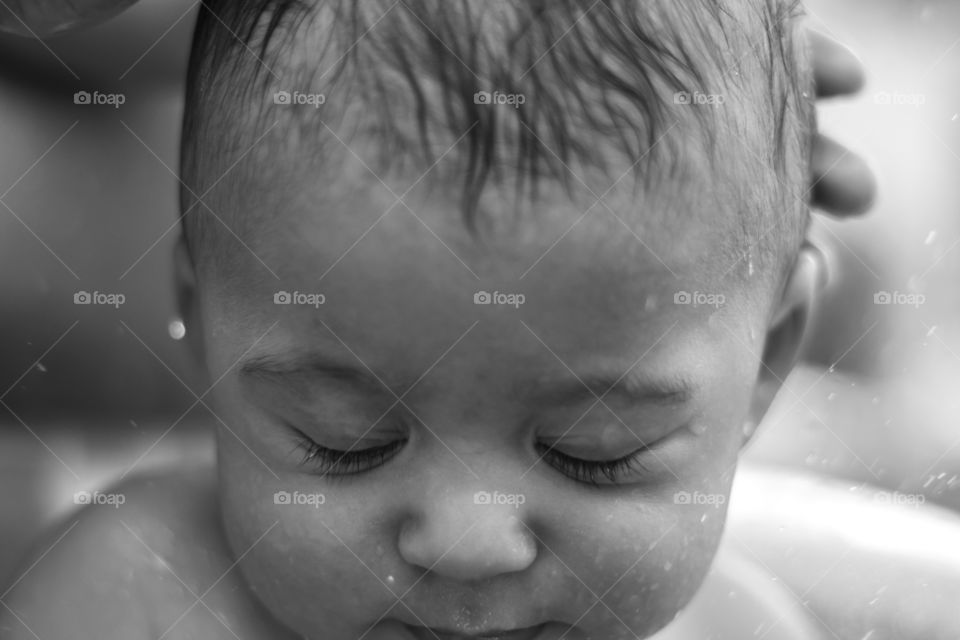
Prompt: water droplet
<box><xmin>747</xmin><ymin>259</ymin><xmax>755</xmax><ymax>277</ymax></box>
<box><xmin>35</xmin><ymin>362</ymin><xmax>47</xmax><ymax>372</ymax></box>
<box><xmin>689</xmin><ymin>422</ymin><xmax>709</xmax><ymax>437</ymax></box>
<box><xmin>925</xmin><ymin>230</ymin><xmax>938</xmax><ymax>245</ymax></box>
<box><xmin>700</xmin><ymin>513</ymin><xmax>708</xmax><ymax>523</ymax></box>
<box><xmin>663</xmin><ymin>561</ymin><xmax>672</xmax><ymax>571</ymax></box>
<box><xmin>168</xmin><ymin>319</ymin><xmax>186</xmax><ymax>341</ymax></box>
<box><xmin>827</xmin><ymin>392</ymin><xmax>837</xmax><ymax>401</ymax></box>
<box><xmin>927</xmin><ymin>326</ymin><xmax>938</xmax><ymax>338</ymax></box>
<box><xmin>644</xmin><ymin>295</ymin><xmax>658</xmax><ymax>312</ymax></box>
<box><xmin>386</xmin><ymin>574</ymin><xmax>395</xmax><ymax>585</ymax></box>
<box><xmin>828</xmin><ymin>364</ymin><xmax>836</xmax><ymax>373</ymax></box>
<box><xmin>871</xmin><ymin>396</ymin><xmax>881</xmax><ymax>405</ymax></box>
<box><xmin>952</xmin><ymin>113</ymin><xmax>959</xmax><ymax>122</ymax></box>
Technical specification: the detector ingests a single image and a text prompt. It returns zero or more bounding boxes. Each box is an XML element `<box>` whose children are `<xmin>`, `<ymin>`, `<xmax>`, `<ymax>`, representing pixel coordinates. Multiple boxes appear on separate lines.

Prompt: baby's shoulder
<box><xmin>0</xmin><ymin>465</ymin><xmax>284</xmax><ymax>640</ymax></box>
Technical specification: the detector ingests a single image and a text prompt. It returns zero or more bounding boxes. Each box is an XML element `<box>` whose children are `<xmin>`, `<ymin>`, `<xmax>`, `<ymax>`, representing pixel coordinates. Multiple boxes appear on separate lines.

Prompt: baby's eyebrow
<box><xmin>239</xmin><ymin>353</ymin><xmax>398</xmax><ymax>396</ymax></box>
<box><xmin>240</xmin><ymin>353</ymin><xmax>699</xmax><ymax>408</ymax></box>
<box><xmin>517</xmin><ymin>370</ymin><xmax>699</xmax><ymax>408</ymax></box>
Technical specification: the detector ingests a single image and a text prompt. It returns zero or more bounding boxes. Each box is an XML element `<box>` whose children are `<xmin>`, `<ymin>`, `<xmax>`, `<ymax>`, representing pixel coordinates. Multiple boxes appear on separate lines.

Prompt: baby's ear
<box><xmin>173</xmin><ymin>234</ymin><xmax>206</xmax><ymax>367</ymax></box>
<box><xmin>744</xmin><ymin>243</ymin><xmax>826</xmax><ymax>444</ymax></box>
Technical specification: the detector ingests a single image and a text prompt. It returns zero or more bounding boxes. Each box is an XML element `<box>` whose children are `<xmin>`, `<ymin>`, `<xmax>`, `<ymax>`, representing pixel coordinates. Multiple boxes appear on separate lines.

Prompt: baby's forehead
<box><xmin>224</xmin><ymin>144</ymin><xmax>742</xmax><ymax>303</ymax></box>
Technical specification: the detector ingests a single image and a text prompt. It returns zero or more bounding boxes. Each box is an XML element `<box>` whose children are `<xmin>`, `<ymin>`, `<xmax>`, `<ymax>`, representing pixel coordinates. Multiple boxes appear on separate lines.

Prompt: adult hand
<box><xmin>808</xmin><ymin>30</ymin><xmax>877</xmax><ymax>216</ymax></box>
<box><xmin>0</xmin><ymin>0</ymin><xmax>141</xmax><ymax>38</ymax></box>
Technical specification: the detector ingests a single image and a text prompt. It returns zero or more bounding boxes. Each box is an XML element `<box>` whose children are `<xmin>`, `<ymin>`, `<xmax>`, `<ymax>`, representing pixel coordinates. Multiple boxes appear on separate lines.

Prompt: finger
<box><xmin>810</xmin><ymin>133</ymin><xmax>877</xmax><ymax>217</ymax></box>
<box><xmin>808</xmin><ymin>29</ymin><xmax>866</xmax><ymax>98</ymax></box>
<box><xmin>800</xmin><ymin>239</ymin><xmax>831</xmax><ymax>291</ymax></box>
<box><xmin>0</xmin><ymin>0</ymin><xmax>140</xmax><ymax>37</ymax></box>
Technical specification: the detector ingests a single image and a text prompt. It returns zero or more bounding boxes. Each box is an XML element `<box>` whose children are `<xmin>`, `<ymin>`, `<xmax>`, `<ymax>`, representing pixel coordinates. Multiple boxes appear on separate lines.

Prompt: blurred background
<box><xmin>0</xmin><ymin>0</ymin><xmax>959</xmax><ymax>590</ymax></box>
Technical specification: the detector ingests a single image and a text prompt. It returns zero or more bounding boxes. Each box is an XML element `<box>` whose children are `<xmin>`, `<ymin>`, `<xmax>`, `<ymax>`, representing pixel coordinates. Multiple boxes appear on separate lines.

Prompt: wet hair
<box><xmin>179</xmin><ymin>0</ymin><xmax>814</xmax><ymax>290</ymax></box>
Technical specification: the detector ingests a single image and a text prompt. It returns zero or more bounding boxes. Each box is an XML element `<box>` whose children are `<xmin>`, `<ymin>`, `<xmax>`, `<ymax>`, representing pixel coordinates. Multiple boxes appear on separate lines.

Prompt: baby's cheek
<box><xmin>556</xmin><ymin>480</ymin><xmax>730</xmax><ymax>636</ymax></box>
<box><xmin>218</xmin><ymin>446</ymin><xmax>393</xmax><ymax>636</ymax></box>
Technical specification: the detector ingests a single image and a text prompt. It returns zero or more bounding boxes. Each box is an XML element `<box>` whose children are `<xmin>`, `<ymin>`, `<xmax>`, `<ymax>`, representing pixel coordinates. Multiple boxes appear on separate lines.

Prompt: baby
<box><xmin>3</xmin><ymin>0</ymin><xmax>826</xmax><ymax>638</ymax></box>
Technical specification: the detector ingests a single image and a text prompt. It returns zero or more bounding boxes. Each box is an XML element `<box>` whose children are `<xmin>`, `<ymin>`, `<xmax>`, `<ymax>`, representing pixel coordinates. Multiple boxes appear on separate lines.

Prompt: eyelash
<box><xmin>535</xmin><ymin>442</ymin><xmax>653</xmax><ymax>487</ymax></box>
<box><xmin>292</xmin><ymin>430</ymin><xmax>655</xmax><ymax>485</ymax></box>
<box><xmin>293</xmin><ymin>433</ymin><xmax>406</xmax><ymax>477</ymax></box>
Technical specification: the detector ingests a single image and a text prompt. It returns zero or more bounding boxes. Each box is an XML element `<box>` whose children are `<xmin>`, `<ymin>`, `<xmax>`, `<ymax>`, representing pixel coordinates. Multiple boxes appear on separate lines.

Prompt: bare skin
<box><xmin>0</xmin><ymin>461</ymin><xmax>815</xmax><ymax>640</ymax></box>
<box><xmin>6</xmin><ymin>456</ymin><xmax>960</xmax><ymax>640</ymax></box>
<box><xmin>0</xmin><ymin>7</ymin><xmax>890</xmax><ymax>640</ymax></box>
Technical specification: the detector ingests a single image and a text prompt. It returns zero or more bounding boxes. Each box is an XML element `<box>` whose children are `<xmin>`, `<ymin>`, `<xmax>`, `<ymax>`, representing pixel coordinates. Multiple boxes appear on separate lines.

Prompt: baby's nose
<box><xmin>397</xmin><ymin>492</ymin><xmax>537</xmax><ymax>582</ymax></box>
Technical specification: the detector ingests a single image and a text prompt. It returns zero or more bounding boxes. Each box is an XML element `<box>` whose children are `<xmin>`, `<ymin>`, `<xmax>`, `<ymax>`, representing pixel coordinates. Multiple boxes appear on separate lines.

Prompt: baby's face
<box><xmin>194</xmin><ymin>155</ymin><xmax>774</xmax><ymax>640</ymax></box>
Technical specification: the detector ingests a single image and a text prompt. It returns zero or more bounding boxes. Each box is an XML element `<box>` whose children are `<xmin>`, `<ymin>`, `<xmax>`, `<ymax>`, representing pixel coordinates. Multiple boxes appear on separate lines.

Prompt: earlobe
<box><xmin>743</xmin><ymin>244</ymin><xmax>825</xmax><ymax>444</ymax></box>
